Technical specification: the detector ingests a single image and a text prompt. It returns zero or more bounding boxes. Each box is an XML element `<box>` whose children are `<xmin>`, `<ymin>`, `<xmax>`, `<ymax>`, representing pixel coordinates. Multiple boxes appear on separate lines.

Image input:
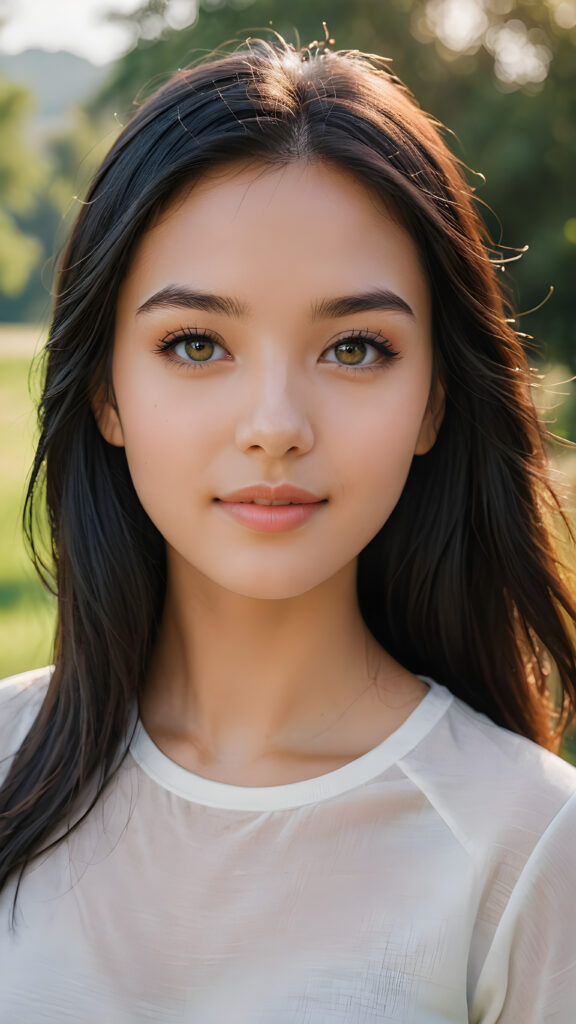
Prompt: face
<box><xmin>99</xmin><ymin>160</ymin><xmax>443</xmax><ymax>600</ymax></box>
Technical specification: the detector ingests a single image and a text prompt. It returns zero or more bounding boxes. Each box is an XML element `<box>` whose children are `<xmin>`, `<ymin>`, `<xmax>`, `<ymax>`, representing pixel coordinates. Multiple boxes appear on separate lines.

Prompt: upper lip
<box><xmin>218</xmin><ymin>484</ymin><xmax>326</xmax><ymax>504</ymax></box>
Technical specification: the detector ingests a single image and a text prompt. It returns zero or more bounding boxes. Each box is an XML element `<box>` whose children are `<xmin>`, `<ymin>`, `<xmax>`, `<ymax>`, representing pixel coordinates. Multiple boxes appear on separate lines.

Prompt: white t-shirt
<box><xmin>1</xmin><ymin>666</ymin><xmax>575</xmax><ymax>1023</ymax></box>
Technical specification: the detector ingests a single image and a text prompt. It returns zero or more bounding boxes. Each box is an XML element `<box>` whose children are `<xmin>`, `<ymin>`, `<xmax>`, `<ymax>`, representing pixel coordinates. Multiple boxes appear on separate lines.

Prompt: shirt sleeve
<box><xmin>470</xmin><ymin>789</ymin><xmax>576</xmax><ymax>1023</ymax></box>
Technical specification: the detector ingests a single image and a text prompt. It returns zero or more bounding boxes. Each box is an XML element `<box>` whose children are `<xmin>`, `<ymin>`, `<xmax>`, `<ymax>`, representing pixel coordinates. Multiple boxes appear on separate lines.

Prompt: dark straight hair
<box><xmin>1</xmin><ymin>36</ymin><xmax>576</xmax><ymax>900</ymax></box>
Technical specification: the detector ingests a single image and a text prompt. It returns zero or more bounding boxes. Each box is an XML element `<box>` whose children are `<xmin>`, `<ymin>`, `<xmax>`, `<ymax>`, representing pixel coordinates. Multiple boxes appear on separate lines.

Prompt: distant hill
<box><xmin>0</xmin><ymin>48</ymin><xmax>109</xmax><ymax>140</ymax></box>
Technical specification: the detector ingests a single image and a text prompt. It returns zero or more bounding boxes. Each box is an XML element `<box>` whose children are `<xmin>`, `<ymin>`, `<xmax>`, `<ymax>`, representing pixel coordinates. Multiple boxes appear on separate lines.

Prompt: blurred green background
<box><xmin>1</xmin><ymin>0</ymin><xmax>575</xmax><ymax>760</ymax></box>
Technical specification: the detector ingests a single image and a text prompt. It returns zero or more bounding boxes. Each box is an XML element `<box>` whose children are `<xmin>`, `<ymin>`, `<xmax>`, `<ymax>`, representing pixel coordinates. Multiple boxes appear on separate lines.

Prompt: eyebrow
<box><xmin>135</xmin><ymin>284</ymin><xmax>415</xmax><ymax>320</ymax></box>
<box><xmin>136</xmin><ymin>285</ymin><xmax>247</xmax><ymax>319</ymax></box>
<box><xmin>311</xmin><ymin>289</ymin><xmax>414</xmax><ymax>320</ymax></box>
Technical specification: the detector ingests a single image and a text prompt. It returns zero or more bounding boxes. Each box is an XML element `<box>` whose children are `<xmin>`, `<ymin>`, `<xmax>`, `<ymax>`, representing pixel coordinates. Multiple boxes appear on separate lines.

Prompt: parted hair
<box><xmin>1</xmin><ymin>35</ymin><xmax>575</xmax><ymax>902</ymax></box>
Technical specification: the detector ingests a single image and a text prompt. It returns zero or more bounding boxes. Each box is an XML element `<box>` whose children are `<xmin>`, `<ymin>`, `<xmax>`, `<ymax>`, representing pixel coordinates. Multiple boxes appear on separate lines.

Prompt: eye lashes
<box><xmin>154</xmin><ymin>326</ymin><xmax>401</xmax><ymax>372</ymax></box>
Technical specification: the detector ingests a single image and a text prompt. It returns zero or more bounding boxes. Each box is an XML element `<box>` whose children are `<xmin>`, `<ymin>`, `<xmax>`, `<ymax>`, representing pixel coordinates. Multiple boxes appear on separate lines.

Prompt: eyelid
<box><xmin>156</xmin><ymin>325</ymin><xmax>226</xmax><ymax>349</ymax></box>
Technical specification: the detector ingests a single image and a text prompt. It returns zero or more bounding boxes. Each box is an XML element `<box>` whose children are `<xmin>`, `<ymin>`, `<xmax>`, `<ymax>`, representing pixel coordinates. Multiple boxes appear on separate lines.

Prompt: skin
<box><xmin>96</xmin><ymin>159</ymin><xmax>445</xmax><ymax>785</ymax></box>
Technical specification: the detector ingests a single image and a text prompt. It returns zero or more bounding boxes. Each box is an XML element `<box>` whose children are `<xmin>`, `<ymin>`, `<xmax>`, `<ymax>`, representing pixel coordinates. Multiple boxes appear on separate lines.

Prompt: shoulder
<box><xmin>448</xmin><ymin>689</ymin><xmax>576</xmax><ymax>797</ymax></box>
<box><xmin>402</xmin><ymin>681</ymin><xmax>576</xmax><ymax>861</ymax></box>
<box><xmin>0</xmin><ymin>666</ymin><xmax>53</xmax><ymax>785</ymax></box>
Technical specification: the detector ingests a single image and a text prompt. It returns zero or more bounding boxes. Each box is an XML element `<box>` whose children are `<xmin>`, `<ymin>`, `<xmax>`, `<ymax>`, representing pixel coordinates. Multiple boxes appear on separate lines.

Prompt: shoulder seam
<box><xmin>397</xmin><ymin>759</ymin><xmax>476</xmax><ymax>861</ymax></box>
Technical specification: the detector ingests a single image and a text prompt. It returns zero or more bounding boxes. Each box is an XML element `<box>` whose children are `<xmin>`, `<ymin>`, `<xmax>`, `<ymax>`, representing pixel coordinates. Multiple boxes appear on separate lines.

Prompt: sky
<box><xmin>0</xmin><ymin>0</ymin><xmax>143</xmax><ymax>65</ymax></box>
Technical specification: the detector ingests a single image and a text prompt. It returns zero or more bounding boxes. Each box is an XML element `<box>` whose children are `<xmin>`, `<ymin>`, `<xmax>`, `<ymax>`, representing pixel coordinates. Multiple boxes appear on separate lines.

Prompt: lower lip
<box><xmin>216</xmin><ymin>500</ymin><xmax>326</xmax><ymax>533</ymax></box>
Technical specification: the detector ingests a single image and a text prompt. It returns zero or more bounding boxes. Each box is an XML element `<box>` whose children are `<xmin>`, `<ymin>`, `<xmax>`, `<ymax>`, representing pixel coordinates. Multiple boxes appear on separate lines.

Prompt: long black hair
<box><xmin>2</xmin><ymin>36</ymin><xmax>575</xmax><ymax>898</ymax></box>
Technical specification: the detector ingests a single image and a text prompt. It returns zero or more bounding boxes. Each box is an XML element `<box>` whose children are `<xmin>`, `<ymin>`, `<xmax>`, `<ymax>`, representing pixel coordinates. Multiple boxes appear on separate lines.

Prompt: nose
<box><xmin>234</xmin><ymin>361</ymin><xmax>314</xmax><ymax>459</ymax></box>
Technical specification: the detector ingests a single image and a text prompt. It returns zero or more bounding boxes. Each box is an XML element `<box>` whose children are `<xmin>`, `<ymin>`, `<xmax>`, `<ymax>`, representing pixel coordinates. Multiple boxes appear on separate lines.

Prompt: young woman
<box><xmin>1</xmin><ymin>36</ymin><xmax>575</xmax><ymax>1023</ymax></box>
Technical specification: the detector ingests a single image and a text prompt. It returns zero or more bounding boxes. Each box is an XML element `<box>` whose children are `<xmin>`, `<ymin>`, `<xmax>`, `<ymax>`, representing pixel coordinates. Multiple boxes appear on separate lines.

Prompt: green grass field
<box><xmin>1</xmin><ymin>324</ymin><xmax>575</xmax><ymax>763</ymax></box>
<box><xmin>0</xmin><ymin>326</ymin><xmax>56</xmax><ymax>679</ymax></box>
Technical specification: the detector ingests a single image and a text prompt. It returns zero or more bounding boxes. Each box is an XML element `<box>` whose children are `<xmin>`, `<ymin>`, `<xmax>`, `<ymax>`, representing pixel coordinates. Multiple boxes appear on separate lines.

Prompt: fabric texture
<box><xmin>0</xmin><ymin>665</ymin><xmax>575</xmax><ymax>1023</ymax></box>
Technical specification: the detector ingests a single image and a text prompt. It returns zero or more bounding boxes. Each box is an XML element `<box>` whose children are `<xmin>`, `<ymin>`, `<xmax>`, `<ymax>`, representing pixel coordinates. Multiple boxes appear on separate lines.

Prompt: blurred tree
<box><xmin>0</xmin><ymin>74</ymin><xmax>45</xmax><ymax>298</ymax></box>
<box><xmin>0</xmin><ymin>100</ymin><xmax>117</xmax><ymax>323</ymax></box>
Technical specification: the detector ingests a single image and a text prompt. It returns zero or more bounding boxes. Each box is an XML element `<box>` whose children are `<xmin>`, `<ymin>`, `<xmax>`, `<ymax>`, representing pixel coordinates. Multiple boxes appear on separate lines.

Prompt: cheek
<box><xmin>331</xmin><ymin>372</ymin><xmax>431</xmax><ymax>534</ymax></box>
<box><xmin>335</xmin><ymin>370</ymin><xmax>430</xmax><ymax>469</ymax></box>
<box><xmin>114</xmin><ymin>369</ymin><xmax>217</xmax><ymax>515</ymax></box>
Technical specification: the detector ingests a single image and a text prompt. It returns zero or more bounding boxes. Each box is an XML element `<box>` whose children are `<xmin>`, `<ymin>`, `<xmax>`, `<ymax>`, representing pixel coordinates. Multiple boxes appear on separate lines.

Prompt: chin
<box><xmin>200</xmin><ymin>557</ymin><xmax>341</xmax><ymax>601</ymax></box>
<box><xmin>218</xmin><ymin>574</ymin><xmax>327</xmax><ymax>602</ymax></box>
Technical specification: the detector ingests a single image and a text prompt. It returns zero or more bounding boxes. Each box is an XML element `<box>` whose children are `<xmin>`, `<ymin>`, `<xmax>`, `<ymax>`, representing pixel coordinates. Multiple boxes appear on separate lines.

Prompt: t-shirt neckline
<box><xmin>129</xmin><ymin>676</ymin><xmax>453</xmax><ymax>812</ymax></box>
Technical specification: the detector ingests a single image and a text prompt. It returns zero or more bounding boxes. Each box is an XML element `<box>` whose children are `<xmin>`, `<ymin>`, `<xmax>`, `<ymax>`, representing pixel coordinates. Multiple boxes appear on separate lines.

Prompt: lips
<box><xmin>217</xmin><ymin>484</ymin><xmax>326</xmax><ymax>505</ymax></box>
<box><xmin>216</xmin><ymin>491</ymin><xmax>327</xmax><ymax>533</ymax></box>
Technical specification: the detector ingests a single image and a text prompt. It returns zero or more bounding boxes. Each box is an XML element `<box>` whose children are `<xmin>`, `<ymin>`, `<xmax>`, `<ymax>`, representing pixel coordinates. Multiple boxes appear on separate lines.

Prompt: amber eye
<box><xmin>334</xmin><ymin>340</ymin><xmax>368</xmax><ymax>365</ymax></box>
<box><xmin>183</xmin><ymin>338</ymin><xmax>215</xmax><ymax>362</ymax></box>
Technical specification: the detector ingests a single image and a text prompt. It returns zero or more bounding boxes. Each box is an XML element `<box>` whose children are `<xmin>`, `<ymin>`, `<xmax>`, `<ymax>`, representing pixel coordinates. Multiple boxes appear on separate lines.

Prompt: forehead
<box><xmin>120</xmin><ymin>160</ymin><xmax>430</xmax><ymax>320</ymax></box>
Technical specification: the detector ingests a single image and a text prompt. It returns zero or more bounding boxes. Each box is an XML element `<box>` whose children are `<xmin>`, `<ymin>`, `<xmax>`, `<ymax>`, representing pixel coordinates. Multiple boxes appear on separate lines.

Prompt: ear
<box><xmin>414</xmin><ymin>377</ymin><xmax>445</xmax><ymax>455</ymax></box>
<box><xmin>91</xmin><ymin>381</ymin><xmax>125</xmax><ymax>447</ymax></box>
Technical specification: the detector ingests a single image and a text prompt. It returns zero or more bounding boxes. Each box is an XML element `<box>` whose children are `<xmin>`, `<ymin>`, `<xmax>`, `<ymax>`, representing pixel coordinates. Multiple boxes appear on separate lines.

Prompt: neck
<box><xmin>141</xmin><ymin>553</ymin><xmax>415</xmax><ymax>767</ymax></box>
